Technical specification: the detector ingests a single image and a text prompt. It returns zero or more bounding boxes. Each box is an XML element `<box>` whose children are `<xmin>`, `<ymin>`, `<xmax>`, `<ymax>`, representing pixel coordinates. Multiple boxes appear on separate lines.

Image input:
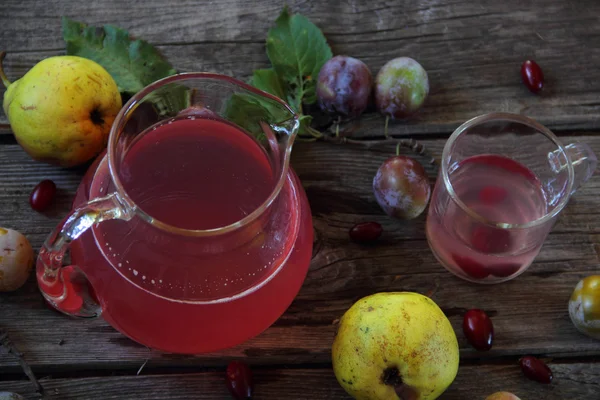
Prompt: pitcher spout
<box><xmin>271</xmin><ymin>117</ymin><xmax>301</xmax><ymax>150</ymax></box>
<box><xmin>265</xmin><ymin>116</ymin><xmax>301</xmax><ymax>178</ymax></box>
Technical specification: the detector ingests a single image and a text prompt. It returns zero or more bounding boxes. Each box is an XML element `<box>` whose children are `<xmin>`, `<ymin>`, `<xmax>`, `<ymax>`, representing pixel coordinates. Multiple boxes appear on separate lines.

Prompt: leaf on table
<box><xmin>265</xmin><ymin>6</ymin><xmax>332</xmax><ymax>113</ymax></box>
<box><xmin>61</xmin><ymin>17</ymin><xmax>177</xmax><ymax>94</ymax></box>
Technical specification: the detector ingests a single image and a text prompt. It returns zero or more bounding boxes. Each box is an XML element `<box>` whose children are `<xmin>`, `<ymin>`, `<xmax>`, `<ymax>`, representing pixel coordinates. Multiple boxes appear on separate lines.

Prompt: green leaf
<box><xmin>250</xmin><ymin>69</ymin><xmax>287</xmax><ymax>101</ymax></box>
<box><xmin>62</xmin><ymin>17</ymin><xmax>177</xmax><ymax>94</ymax></box>
<box><xmin>250</xmin><ymin>68</ymin><xmax>303</xmax><ymax>115</ymax></box>
<box><xmin>144</xmin><ymin>83</ymin><xmax>191</xmax><ymax>118</ymax></box>
<box><xmin>223</xmin><ymin>92</ymin><xmax>292</xmax><ymax>142</ymax></box>
<box><xmin>265</xmin><ymin>7</ymin><xmax>332</xmax><ymax>112</ymax></box>
<box><xmin>223</xmin><ymin>92</ymin><xmax>321</xmax><ymax>141</ymax></box>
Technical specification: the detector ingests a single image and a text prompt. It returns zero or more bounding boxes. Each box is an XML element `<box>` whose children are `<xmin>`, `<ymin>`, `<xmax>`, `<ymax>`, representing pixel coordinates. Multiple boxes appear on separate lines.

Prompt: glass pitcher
<box><xmin>36</xmin><ymin>74</ymin><xmax>313</xmax><ymax>354</ymax></box>
<box><xmin>426</xmin><ymin>113</ymin><xmax>596</xmax><ymax>284</ymax></box>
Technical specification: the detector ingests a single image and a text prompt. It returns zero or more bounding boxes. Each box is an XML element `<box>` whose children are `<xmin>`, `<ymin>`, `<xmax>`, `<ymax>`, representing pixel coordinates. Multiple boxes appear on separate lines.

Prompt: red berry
<box><xmin>521</xmin><ymin>60</ymin><xmax>544</xmax><ymax>93</ymax></box>
<box><xmin>519</xmin><ymin>356</ymin><xmax>553</xmax><ymax>384</ymax></box>
<box><xmin>349</xmin><ymin>222</ymin><xmax>383</xmax><ymax>243</ymax></box>
<box><xmin>30</xmin><ymin>179</ymin><xmax>57</xmax><ymax>212</ymax></box>
<box><xmin>225</xmin><ymin>361</ymin><xmax>253</xmax><ymax>399</ymax></box>
<box><xmin>463</xmin><ymin>309</ymin><xmax>494</xmax><ymax>351</ymax></box>
<box><xmin>451</xmin><ymin>254</ymin><xmax>489</xmax><ymax>280</ymax></box>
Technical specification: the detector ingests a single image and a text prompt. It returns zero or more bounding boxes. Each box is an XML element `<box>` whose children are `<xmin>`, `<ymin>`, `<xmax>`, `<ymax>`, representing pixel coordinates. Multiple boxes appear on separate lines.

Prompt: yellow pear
<box><xmin>1</xmin><ymin>52</ymin><xmax>122</xmax><ymax>167</ymax></box>
<box><xmin>332</xmin><ymin>292</ymin><xmax>459</xmax><ymax>400</ymax></box>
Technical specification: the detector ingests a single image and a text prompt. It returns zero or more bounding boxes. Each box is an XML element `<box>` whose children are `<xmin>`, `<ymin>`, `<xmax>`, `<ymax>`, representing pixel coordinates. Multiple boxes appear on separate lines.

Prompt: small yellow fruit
<box><xmin>0</xmin><ymin>392</ymin><xmax>25</xmax><ymax>400</ymax></box>
<box><xmin>1</xmin><ymin>52</ymin><xmax>122</xmax><ymax>167</ymax></box>
<box><xmin>332</xmin><ymin>292</ymin><xmax>459</xmax><ymax>400</ymax></box>
<box><xmin>569</xmin><ymin>275</ymin><xmax>600</xmax><ymax>340</ymax></box>
<box><xmin>0</xmin><ymin>227</ymin><xmax>34</xmax><ymax>292</ymax></box>
<box><xmin>485</xmin><ymin>392</ymin><xmax>521</xmax><ymax>400</ymax></box>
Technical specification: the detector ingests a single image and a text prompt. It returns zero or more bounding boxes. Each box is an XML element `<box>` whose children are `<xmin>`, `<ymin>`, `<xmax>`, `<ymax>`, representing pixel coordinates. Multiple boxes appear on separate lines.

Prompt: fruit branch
<box><xmin>0</xmin><ymin>329</ymin><xmax>43</xmax><ymax>394</ymax></box>
<box><xmin>321</xmin><ymin>134</ymin><xmax>438</xmax><ymax>165</ymax></box>
<box><xmin>0</xmin><ymin>51</ymin><xmax>12</xmax><ymax>87</ymax></box>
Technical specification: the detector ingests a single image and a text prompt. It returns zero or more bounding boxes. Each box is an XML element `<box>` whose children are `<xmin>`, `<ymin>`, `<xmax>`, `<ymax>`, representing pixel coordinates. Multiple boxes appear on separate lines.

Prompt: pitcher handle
<box><xmin>549</xmin><ymin>142</ymin><xmax>598</xmax><ymax>195</ymax></box>
<box><xmin>37</xmin><ymin>193</ymin><xmax>134</xmax><ymax>318</ymax></box>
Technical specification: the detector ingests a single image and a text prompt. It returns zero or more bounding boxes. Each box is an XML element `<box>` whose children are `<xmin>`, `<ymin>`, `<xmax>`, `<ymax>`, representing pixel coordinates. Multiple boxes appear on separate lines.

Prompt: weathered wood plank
<box><xmin>1</xmin><ymin>364</ymin><xmax>600</xmax><ymax>399</ymax></box>
<box><xmin>1</xmin><ymin>0</ymin><xmax>600</xmax><ymax>133</ymax></box>
<box><xmin>2</xmin><ymin>0</ymin><xmax>599</xmax><ymax>51</ymax></box>
<box><xmin>1</xmin><ymin>1</ymin><xmax>599</xmax><ymax>398</ymax></box>
<box><xmin>1</xmin><ymin>136</ymin><xmax>600</xmax><ymax>371</ymax></box>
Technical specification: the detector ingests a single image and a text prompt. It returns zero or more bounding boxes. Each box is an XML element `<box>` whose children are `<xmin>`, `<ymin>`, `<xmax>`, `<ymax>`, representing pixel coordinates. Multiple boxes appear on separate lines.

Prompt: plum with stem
<box><xmin>375</xmin><ymin>57</ymin><xmax>429</xmax><ymax>119</ymax></box>
<box><xmin>373</xmin><ymin>155</ymin><xmax>431</xmax><ymax>220</ymax></box>
<box><xmin>317</xmin><ymin>55</ymin><xmax>373</xmax><ymax>118</ymax></box>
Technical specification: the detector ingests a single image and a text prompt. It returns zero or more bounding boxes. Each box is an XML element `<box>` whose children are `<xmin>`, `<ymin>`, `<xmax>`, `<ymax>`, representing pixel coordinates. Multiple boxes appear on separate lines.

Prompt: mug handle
<box><xmin>37</xmin><ymin>193</ymin><xmax>133</xmax><ymax>318</ymax></box>
<box><xmin>550</xmin><ymin>142</ymin><xmax>598</xmax><ymax>195</ymax></box>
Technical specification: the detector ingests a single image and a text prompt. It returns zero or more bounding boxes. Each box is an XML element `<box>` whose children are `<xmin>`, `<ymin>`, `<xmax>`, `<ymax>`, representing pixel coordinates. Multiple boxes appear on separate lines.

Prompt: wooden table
<box><xmin>1</xmin><ymin>0</ymin><xmax>600</xmax><ymax>398</ymax></box>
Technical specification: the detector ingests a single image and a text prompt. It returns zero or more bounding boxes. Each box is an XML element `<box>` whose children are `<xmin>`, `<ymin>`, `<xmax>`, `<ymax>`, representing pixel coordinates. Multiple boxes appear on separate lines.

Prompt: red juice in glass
<box><xmin>426</xmin><ymin>113</ymin><xmax>597</xmax><ymax>284</ymax></box>
<box><xmin>63</xmin><ymin>116</ymin><xmax>313</xmax><ymax>353</ymax></box>
<box><xmin>427</xmin><ymin>154</ymin><xmax>547</xmax><ymax>282</ymax></box>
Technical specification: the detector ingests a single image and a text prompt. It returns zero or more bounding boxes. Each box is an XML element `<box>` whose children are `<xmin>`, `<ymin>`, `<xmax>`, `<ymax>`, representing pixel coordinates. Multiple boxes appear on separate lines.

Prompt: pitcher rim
<box><xmin>107</xmin><ymin>72</ymin><xmax>300</xmax><ymax>237</ymax></box>
<box><xmin>441</xmin><ymin>112</ymin><xmax>575</xmax><ymax>229</ymax></box>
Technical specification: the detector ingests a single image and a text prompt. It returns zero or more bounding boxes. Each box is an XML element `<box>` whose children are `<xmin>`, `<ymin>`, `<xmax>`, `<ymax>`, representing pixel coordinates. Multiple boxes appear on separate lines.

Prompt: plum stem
<box><xmin>334</xmin><ymin>116</ymin><xmax>343</xmax><ymax>138</ymax></box>
<box><xmin>0</xmin><ymin>51</ymin><xmax>12</xmax><ymax>88</ymax></box>
<box><xmin>306</xmin><ymin>126</ymin><xmax>323</xmax><ymax>139</ymax></box>
<box><xmin>395</xmin><ymin>138</ymin><xmax>437</xmax><ymax>165</ymax></box>
<box><xmin>0</xmin><ymin>329</ymin><xmax>43</xmax><ymax>394</ymax></box>
<box><xmin>384</xmin><ymin>115</ymin><xmax>390</xmax><ymax>138</ymax></box>
<box><xmin>298</xmin><ymin>115</ymin><xmax>323</xmax><ymax>139</ymax></box>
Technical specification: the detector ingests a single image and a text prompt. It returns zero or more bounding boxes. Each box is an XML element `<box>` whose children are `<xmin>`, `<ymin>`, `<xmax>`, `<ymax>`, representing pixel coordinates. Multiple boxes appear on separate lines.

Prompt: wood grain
<box><xmin>1</xmin><ymin>136</ymin><xmax>600</xmax><ymax>373</ymax></box>
<box><xmin>2</xmin><ymin>0</ymin><xmax>600</xmax><ymax>134</ymax></box>
<box><xmin>2</xmin><ymin>1</ymin><xmax>600</xmax><ymax>397</ymax></box>
<box><xmin>1</xmin><ymin>363</ymin><xmax>600</xmax><ymax>399</ymax></box>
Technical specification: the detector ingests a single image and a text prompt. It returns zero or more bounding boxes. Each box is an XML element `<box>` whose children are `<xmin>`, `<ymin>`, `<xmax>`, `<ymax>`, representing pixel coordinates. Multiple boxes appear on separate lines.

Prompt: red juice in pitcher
<box><xmin>66</xmin><ymin>116</ymin><xmax>313</xmax><ymax>353</ymax></box>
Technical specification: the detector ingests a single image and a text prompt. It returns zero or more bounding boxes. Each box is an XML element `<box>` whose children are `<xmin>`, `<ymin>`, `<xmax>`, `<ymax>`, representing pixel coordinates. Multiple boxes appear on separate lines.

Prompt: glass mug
<box><xmin>426</xmin><ymin>113</ymin><xmax>597</xmax><ymax>284</ymax></box>
<box><xmin>36</xmin><ymin>74</ymin><xmax>313</xmax><ymax>354</ymax></box>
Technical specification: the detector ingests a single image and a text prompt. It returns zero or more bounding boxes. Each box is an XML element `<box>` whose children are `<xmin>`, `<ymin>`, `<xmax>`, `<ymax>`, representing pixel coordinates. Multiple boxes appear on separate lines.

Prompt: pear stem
<box><xmin>0</xmin><ymin>51</ymin><xmax>12</xmax><ymax>88</ymax></box>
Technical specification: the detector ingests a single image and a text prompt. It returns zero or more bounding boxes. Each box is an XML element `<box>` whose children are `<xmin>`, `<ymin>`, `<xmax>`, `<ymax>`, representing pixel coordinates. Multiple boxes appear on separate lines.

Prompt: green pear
<box><xmin>332</xmin><ymin>292</ymin><xmax>459</xmax><ymax>400</ymax></box>
<box><xmin>1</xmin><ymin>52</ymin><xmax>122</xmax><ymax>167</ymax></box>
